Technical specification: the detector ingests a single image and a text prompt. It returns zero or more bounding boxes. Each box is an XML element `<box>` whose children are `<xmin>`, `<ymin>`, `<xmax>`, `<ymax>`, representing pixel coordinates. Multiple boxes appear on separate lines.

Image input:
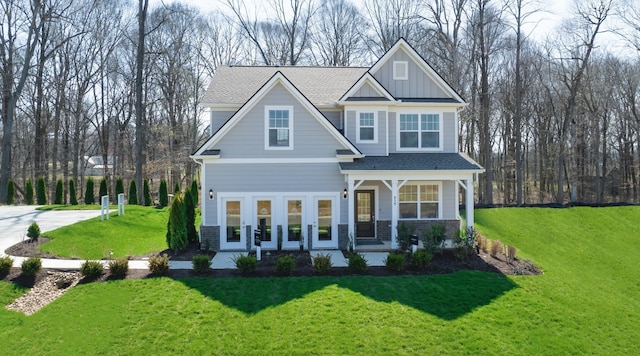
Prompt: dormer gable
<box><xmin>338</xmin><ymin>72</ymin><xmax>396</xmax><ymax>104</ymax></box>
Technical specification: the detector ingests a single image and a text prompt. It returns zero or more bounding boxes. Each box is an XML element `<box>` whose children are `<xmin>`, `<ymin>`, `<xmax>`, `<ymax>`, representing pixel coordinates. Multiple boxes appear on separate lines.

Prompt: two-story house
<box><xmin>191</xmin><ymin>38</ymin><xmax>483</xmax><ymax>252</ymax></box>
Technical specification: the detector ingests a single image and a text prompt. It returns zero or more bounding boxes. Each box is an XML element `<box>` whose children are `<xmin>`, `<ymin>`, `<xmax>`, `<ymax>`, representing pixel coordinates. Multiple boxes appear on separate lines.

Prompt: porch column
<box><xmin>391</xmin><ymin>179</ymin><xmax>398</xmax><ymax>249</ymax></box>
<box><xmin>347</xmin><ymin>177</ymin><xmax>355</xmax><ymax>249</ymax></box>
<box><xmin>466</xmin><ymin>177</ymin><xmax>474</xmax><ymax>229</ymax></box>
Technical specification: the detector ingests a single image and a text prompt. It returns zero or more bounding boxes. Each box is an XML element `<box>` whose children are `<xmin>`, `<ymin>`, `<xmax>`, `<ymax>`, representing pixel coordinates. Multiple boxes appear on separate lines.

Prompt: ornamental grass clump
<box><xmin>148</xmin><ymin>254</ymin><xmax>170</xmax><ymax>275</ymax></box>
<box><xmin>21</xmin><ymin>256</ymin><xmax>42</xmax><ymax>277</ymax></box>
<box><xmin>192</xmin><ymin>254</ymin><xmax>211</xmax><ymax>274</ymax></box>
<box><xmin>108</xmin><ymin>259</ymin><xmax>129</xmax><ymax>279</ymax></box>
<box><xmin>384</xmin><ymin>252</ymin><xmax>406</xmax><ymax>272</ymax></box>
<box><xmin>275</xmin><ymin>255</ymin><xmax>295</xmax><ymax>275</ymax></box>
<box><xmin>80</xmin><ymin>260</ymin><xmax>104</xmax><ymax>279</ymax></box>
<box><xmin>312</xmin><ymin>253</ymin><xmax>332</xmax><ymax>274</ymax></box>
<box><xmin>490</xmin><ymin>239</ymin><xmax>503</xmax><ymax>258</ymax></box>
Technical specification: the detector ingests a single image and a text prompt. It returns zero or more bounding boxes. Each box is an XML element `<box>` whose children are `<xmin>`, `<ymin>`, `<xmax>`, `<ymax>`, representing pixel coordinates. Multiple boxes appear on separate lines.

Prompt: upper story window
<box><xmin>393</xmin><ymin>61</ymin><xmax>408</xmax><ymax>80</ymax></box>
<box><xmin>357</xmin><ymin>112</ymin><xmax>377</xmax><ymax>143</ymax></box>
<box><xmin>398</xmin><ymin>113</ymin><xmax>441</xmax><ymax>150</ymax></box>
<box><xmin>265</xmin><ymin>106</ymin><xmax>293</xmax><ymax>150</ymax></box>
<box><xmin>399</xmin><ymin>183</ymin><xmax>440</xmax><ymax>219</ymax></box>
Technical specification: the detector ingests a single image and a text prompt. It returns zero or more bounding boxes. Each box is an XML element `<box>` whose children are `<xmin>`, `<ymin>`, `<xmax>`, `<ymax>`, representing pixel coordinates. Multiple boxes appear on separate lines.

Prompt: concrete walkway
<box><xmin>1</xmin><ymin>206</ymin><xmax>389</xmax><ymax>271</ymax></box>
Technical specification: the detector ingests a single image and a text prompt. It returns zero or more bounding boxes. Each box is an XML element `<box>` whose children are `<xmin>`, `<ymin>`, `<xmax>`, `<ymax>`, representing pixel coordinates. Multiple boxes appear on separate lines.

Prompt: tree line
<box><xmin>1</xmin><ymin>0</ymin><xmax>639</xmax><ymax>206</ymax></box>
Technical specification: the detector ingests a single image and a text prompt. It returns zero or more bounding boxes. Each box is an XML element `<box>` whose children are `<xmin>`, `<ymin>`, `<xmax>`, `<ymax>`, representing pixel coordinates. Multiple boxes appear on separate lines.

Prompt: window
<box><xmin>265</xmin><ymin>106</ymin><xmax>293</xmax><ymax>149</ymax></box>
<box><xmin>399</xmin><ymin>184</ymin><xmax>439</xmax><ymax>219</ymax></box>
<box><xmin>398</xmin><ymin>113</ymin><xmax>441</xmax><ymax>149</ymax></box>
<box><xmin>357</xmin><ymin>112</ymin><xmax>376</xmax><ymax>142</ymax></box>
<box><xmin>393</xmin><ymin>61</ymin><xmax>408</xmax><ymax>80</ymax></box>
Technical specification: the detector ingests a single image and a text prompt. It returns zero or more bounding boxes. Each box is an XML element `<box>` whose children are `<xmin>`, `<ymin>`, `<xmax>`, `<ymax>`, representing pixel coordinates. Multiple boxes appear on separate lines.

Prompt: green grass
<box><xmin>0</xmin><ymin>206</ymin><xmax>638</xmax><ymax>354</ymax></box>
<box><xmin>39</xmin><ymin>206</ymin><xmax>169</xmax><ymax>259</ymax></box>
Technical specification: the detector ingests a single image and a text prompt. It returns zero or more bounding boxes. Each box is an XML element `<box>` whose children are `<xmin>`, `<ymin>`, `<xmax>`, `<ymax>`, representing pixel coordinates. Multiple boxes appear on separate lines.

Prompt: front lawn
<box><xmin>0</xmin><ymin>206</ymin><xmax>638</xmax><ymax>354</ymax></box>
<box><xmin>39</xmin><ymin>206</ymin><xmax>169</xmax><ymax>259</ymax></box>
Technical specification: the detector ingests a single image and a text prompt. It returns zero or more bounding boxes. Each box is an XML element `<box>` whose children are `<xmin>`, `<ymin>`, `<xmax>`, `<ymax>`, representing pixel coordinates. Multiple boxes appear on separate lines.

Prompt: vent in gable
<box><xmin>393</xmin><ymin>61</ymin><xmax>408</xmax><ymax>80</ymax></box>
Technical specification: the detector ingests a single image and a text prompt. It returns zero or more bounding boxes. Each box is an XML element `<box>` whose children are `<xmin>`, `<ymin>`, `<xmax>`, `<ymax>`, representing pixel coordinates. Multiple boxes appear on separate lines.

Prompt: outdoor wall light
<box><xmin>343</xmin><ymin>188</ymin><xmax>348</xmax><ymax>199</ymax></box>
<box><xmin>209</xmin><ymin>189</ymin><xmax>214</xmax><ymax>200</ymax></box>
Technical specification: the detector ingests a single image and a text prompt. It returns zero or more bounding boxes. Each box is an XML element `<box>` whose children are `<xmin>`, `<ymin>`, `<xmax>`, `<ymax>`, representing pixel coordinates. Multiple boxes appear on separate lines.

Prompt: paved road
<box><xmin>0</xmin><ymin>206</ymin><xmax>103</xmax><ymax>256</ymax></box>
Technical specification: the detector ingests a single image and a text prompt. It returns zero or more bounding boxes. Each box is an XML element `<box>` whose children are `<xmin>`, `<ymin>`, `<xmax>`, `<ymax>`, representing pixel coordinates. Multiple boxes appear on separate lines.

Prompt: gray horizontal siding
<box><xmin>346</xmin><ymin>110</ymin><xmax>387</xmax><ymax>156</ymax></box>
<box><xmin>210</xmin><ymin>110</ymin><xmax>236</xmax><ymax>135</ymax></box>
<box><xmin>372</xmin><ymin>49</ymin><xmax>449</xmax><ymax>99</ymax></box>
<box><xmin>442</xmin><ymin>180</ymin><xmax>457</xmax><ymax>220</ymax></box>
<box><xmin>214</xmin><ymin>83</ymin><xmax>346</xmax><ymax>158</ymax></box>
<box><xmin>321</xmin><ymin>110</ymin><xmax>342</xmax><ymax>131</ymax></box>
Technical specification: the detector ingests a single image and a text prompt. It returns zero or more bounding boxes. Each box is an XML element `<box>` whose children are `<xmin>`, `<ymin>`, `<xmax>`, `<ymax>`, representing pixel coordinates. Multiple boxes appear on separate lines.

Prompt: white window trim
<box><xmin>393</xmin><ymin>61</ymin><xmax>408</xmax><ymax>80</ymax></box>
<box><xmin>398</xmin><ymin>182</ymin><xmax>442</xmax><ymax>220</ymax></box>
<box><xmin>356</xmin><ymin>111</ymin><xmax>378</xmax><ymax>143</ymax></box>
<box><xmin>264</xmin><ymin>105</ymin><xmax>293</xmax><ymax>150</ymax></box>
<box><xmin>396</xmin><ymin>110</ymin><xmax>443</xmax><ymax>151</ymax></box>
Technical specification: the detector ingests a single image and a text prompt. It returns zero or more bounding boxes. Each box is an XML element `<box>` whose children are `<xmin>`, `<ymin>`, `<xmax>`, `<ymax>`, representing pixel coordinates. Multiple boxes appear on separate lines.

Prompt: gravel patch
<box><xmin>6</xmin><ymin>271</ymin><xmax>82</xmax><ymax>315</ymax></box>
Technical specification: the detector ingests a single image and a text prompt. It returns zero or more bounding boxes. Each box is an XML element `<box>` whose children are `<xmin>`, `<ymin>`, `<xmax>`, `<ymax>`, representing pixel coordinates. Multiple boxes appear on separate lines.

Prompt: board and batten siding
<box><xmin>203</xmin><ymin>162</ymin><xmax>349</xmax><ymax>225</ymax></box>
<box><xmin>214</xmin><ymin>83</ymin><xmax>348</xmax><ymax>159</ymax></box>
<box><xmin>372</xmin><ymin>49</ymin><xmax>449</xmax><ymax>99</ymax></box>
<box><xmin>210</xmin><ymin>110</ymin><xmax>236</xmax><ymax>136</ymax></box>
<box><xmin>388</xmin><ymin>109</ymin><xmax>457</xmax><ymax>153</ymax></box>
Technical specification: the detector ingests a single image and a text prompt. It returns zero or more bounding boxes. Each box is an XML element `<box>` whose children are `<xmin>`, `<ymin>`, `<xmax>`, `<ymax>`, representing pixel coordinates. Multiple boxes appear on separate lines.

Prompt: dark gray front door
<box><xmin>355</xmin><ymin>190</ymin><xmax>375</xmax><ymax>238</ymax></box>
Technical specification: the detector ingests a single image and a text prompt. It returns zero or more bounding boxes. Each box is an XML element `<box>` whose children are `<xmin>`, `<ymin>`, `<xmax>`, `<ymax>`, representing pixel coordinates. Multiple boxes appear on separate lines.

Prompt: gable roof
<box><xmin>369</xmin><ymin>38</ymin><xmax>466</xmax><ymax>104</ymax></box>
<box><xmin>203</xmin><ymin>66</ymin><xmax>368</xmax><ymax>107</ymax></box>
<box><xmin>338</xmin><ymin>72</ymin><xmax>396</xmax><ymax>103</ymax></box>
<box><xmin>193</xmin><ymin>71</ymin><xmax>362</xmax><ymax>157</ymax></box>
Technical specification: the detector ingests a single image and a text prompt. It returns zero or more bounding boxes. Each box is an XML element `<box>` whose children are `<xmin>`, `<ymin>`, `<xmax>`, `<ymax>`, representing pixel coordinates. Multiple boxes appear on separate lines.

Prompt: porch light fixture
<box><xmin>343</xmin><ymin>188</ymin><xmax>348</xmax><ymax>199</ymax></box>
<box><xmin>209</xmin><ymin>189</ymin><xmax>214</xmax><ymax>200</ymax></box>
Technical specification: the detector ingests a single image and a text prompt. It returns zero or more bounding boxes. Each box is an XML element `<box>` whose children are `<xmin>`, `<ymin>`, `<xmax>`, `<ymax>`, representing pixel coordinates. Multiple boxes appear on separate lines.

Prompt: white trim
<box><xmin>312</xmin><ymin>195</ymin><xmax>340</xmax><ymax>249</ymax></box>
<box><xmin>219</xmin><ymin>197</ymin><xmax>247</xmax><ymax>250</ymax></box>
<box><xmin>356</xmin><ymin>111</ymin><xmax>378</xmax><ymax>143</ymax></box>
<box><xmin>282</xmin><ymin>196</ymin><xmax>307</xmax><ymax>250</ymax></box>
<box><xmin>206</xmin><ymin>158</ymin><xmax>342</xmax><ymax>164</ymax></box>
<box><xmin>393</xmin><ymin>61</ymin><xmax>408</xmax><ymax>80</ymax></box>
<box><xmin>264</xmin><ymin>105</ymin><xmax>294</xmax><ymax>150</ymax></box>
<box><xmin>253</xmin><ymin>196</ymin><xmax>277</xmax><ymax>249</ymax></box>
<box><xmin>397</xmin><ymin>181</ymin><xmax>443</xmax><ymax>220</ymax></box>
<box><xmin>338</xmin><ymin>73</ymin><xmax>396</xmax><ymax>102</ymax></box>
<box><xmin>396</xmin><ymin>110</ymin><xmax>444</xmax><ymax>151</ymax></box>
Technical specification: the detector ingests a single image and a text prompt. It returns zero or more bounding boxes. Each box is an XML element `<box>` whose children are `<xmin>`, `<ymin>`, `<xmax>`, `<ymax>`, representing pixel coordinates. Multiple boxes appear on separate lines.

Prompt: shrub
<box><xmin>85</xmin><ymin>177</ymin><xmax>95</xmax><ymax>204</ymax></box>
<box><xmin>36</xmin><ymin>176</ymin><xmax>47</xmax><ymax>205</ymax></box>
<box><xmin>108</xmin><ymin>259</ymin><xmax>129</xmax><ymax>279</ymax></box>
<box><xmin>506</xmin><ymin>245</ymin><xmax>517</xmax><ymax>263</ymax></box>
<box><xmin>99</xmin><ymin>178</ymin><xmax>108</xmax><ymax>201</ymax></box>
<box><xmin>0</xmin><ymin>256</ymin><xmax>14</xmax><ymax>275</ymax></box>
<box><xmin>21</xmin><ymin>256</ymin><xmax>42</xmax><ymax>276</ymax></box>
<box><xmin>312</xmin><ymin>253</ymin><xmax>332</xmax><ymax>274</ymax></box>
<box><xmin>143</xmin><ymin>179</ymin><xmax>152</xmax><ymax>206</ymax></box>
<box><xmin>148</xmin><ymin>254</ymin><xmax>170</xmax><ymax>275</ymax></box>
<box><xmin>422</xmin><ymin>224</ymin><xmax>446</xmax><ymax>256</ymax></box>
<box><xmin>411</xmin><ymin>250</ymin><xmax>431</xmax><ymax>269</ymax></box>
<box><xmin>453</xmin><ymin>227</ymin><xmax>476</xmax><ymax>261</ymax></box>
<box><xmin>348</xmin><ymin>253</ymin><xmax>368</xmax><ymax>273</ymax></box>
<box><xmin>384</xmin><ymin>252</ymin><xmax>406</xmax><ymax>272</ymax></box>
<box><xmin>115</xmin><ymin>177</ymin><xmax>124</xmax><ymax>196</ymax></box>
<box><xmin>27</xmin><ymin>222</ymin><xmax>41</xmax><ymax>242</ymax></box>
<box><xmin>25</xmin><ymin>178</ymin><xmax>34</xmax><ymax>205</ymax></box>
<box><xmin>396</xmin><ymin>223</ymin><xmax>414</xmax><ymax>251</ymax></box>
<box><xmin>490</xmin><ymin>239</ymin><xmax>503</xmax><ymax>258</ymax></box>
<box><xmin>232</xmin><ymin>254</ymin><xmax>257</xmax><ymax>274</ymax></box>
<box><xmin>158</xmin><ymin>179</ymin><xmax>168</xmax><ymax>207</ymax></box>
<box><xmin>128</xmin><ymin>180</ymin><xmax>138</xmax><ymax>205</ymax></box>
<box><xmin>69</xmin><ymin>179</ymin><xmax>78</xmax><ymax>205</ymax></box>
<box><xmin>190</xmin><ymin>180</ymin><xmax>198</xmax><ymax>206</ymax></box>
<box><xmin>6</xmin><ymin>178</ymin><xmax>15</xmax><ymax>205</ymax></box>
<box><xmin>80</xmin><ymin>260</ymin><xmax>104</xmax><ymax>279</ymax></box>
<box><xmin>192</xmin><ymin>254</ymin><xmax>211</xmax><ymax>274</ymax></box>
<box><xmin>184</xmin><ymin>186</ymin><xmax>197</xmax><ymax>243</ymax></box>
<box><xmin>275</xmin><ymin>255</ymin><xmax>295</xmax><ymax>275</ymax></box>
<box><xmin>166</xmin><ymin>193</ymin><xmax>187</xmax><ymax>252</ymax></box>
<box><xmin>54</xmin><ymin>179</ymin><xmax>64</xmax><ymax>204</ymax></box>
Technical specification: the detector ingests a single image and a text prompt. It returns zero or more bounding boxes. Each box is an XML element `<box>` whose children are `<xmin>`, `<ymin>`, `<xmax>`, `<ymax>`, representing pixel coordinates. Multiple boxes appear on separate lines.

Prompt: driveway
<box><xmin>0</xmin><ymin>206</ymin><xmax>103</xmax><ymax>256</ymax></box>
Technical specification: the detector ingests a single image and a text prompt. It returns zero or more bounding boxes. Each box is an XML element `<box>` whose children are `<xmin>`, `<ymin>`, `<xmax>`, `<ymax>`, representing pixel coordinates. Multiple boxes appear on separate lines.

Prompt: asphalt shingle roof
<box><xmin>203</xmin><ymin>66</ymin><xmax>369</xmax><ymax>107</ymax></box>
<box><xmin>339</xmin><ymin>153</ymin><xmax>483</xmax><ymax>171</ymax></box>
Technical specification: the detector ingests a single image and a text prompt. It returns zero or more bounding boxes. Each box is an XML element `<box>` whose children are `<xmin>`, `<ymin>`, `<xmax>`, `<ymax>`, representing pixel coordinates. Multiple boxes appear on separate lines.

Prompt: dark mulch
<box><xmin>5</xmin><ymin>238</ymin><xmax>60</xmax><ymax>259</ymax></box>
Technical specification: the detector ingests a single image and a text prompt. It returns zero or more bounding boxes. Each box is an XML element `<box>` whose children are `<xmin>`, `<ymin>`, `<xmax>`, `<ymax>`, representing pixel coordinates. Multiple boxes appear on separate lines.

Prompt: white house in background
<box><xmin>191</xmin><ymin>38</ymin><xmax>484</xmax><ymax>252</ymax></box>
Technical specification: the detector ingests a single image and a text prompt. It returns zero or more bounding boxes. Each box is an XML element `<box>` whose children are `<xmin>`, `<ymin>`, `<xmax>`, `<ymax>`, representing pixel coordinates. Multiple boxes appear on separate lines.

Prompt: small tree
<box><xmin>158</xmin><ymin>179</ymin><xmax>168</xmax><ymax>208</ymax></box>
<box><xmin>6</xmin><ymin>179</ymin><xmax>15</xmax><ymax>205</ymax></box>
<box><xmin>166</xmin><ymin>193</ymin><xmax>187</xmax><ymax>252</ymax></box>
<box><xmin>115</xmin><ymin>177</ymin><xmax>125</xmax><ymax>197</ymax></box>
<box><xmin>143</xmin><ymin>179</ymin><xmax>152</xmax><ymax>206</ymax></box>
<box><xmin>25</xmin><ymin>178</ymin><xmax>34</xmax><ymax>205</ymax></box>
<box><xmin>36</xmin><ymin>176</ymin><xmax>47</xmax><ymax>205</ymax></box>
<box><xmin>27</xmin><ymin>222</ymin><xmax>41</xmax><ymax>242</ymax></box>
<box><xmin>174</xmin><ymin>182</ymin><xmax>180</xmax><ymax>194</ymax></box>
<box><xmin>69</xmin><ymin>179</ymin><xmax>78</xmax><ymax>205</ymax></box>
<box><xmin>54</xmin><ymin>179</ymin><xmax>63</xmax><ymax>204</ymax></box>
<box><xmin>190</xmin><ymin>180</ymin><xmax>198</xmax><ymax>206</ymax></box>
<box><xmin>128</xmin><ymin>180</ymin><xmax>138</xmax><ymax>205</ymax></box>
<box><xmin>99</xmin><ymin>178</ymin><xmax>108</xmax><ymax>201</ymax></box>
<box><xmin>85</xmin><ymin>177</ymin><xmax>95</xmax><ymax>205</ymax></box>
<box><xmin>184</xmin><ymin>186</ymin><xmax>197</xmax><ymax>243</ymax></box>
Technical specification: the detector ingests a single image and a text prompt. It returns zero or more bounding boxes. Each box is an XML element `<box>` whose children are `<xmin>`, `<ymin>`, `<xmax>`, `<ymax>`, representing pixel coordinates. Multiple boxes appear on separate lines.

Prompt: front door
<box><xmin>355</xmin><ymin>190</ymin><xmax>375</xmax><ymax>238</ymax></box>
<box><xmin>221</xmin><ymin>198</ymin><xmax>245</xmax><ymax>250</ymax></box>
